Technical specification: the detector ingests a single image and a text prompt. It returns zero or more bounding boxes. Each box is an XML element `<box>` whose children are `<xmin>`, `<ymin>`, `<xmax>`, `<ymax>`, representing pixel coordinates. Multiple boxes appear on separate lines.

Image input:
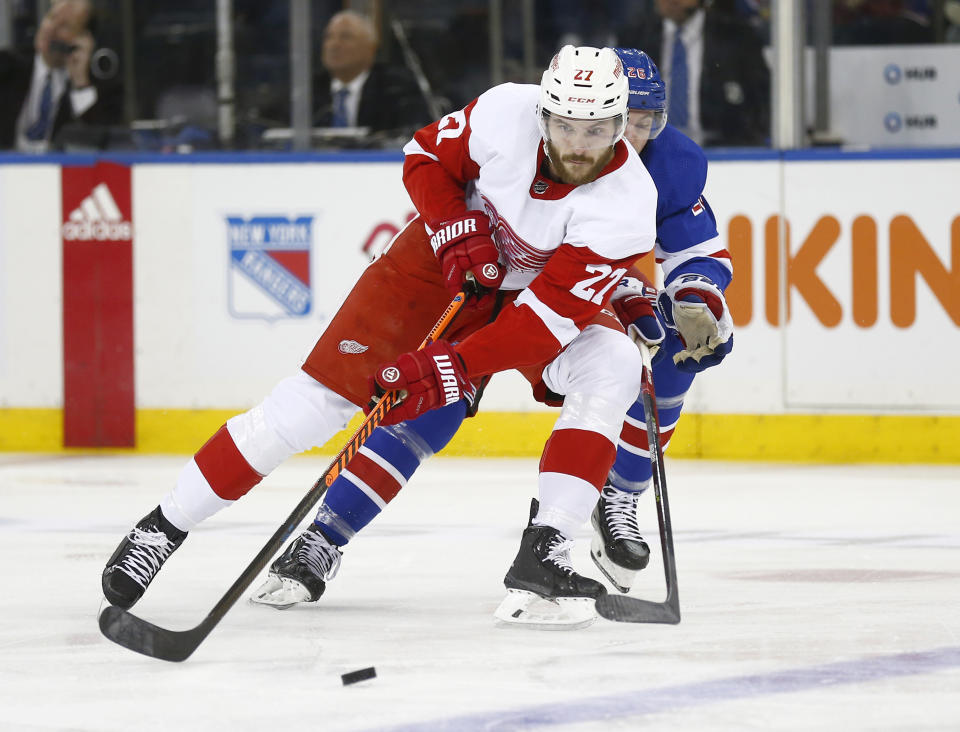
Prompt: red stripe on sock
<box><xmin>347</xmin><ymin>452</ymin><xmax>403</xmax><ymax>503</ymax></box>
<box><xmin>620</xmin><ymin>419</ymin><xmax>675</xmax><ymax>453</ymax></box>
<box><xmin>539</xmin><ymin>428</ymin><xmax>616</xmax><ymax>491</ymax></box>
<box><xmin>619</xmin><ymin>419</ymin><xmax>648</xmax><ymax>451</ymax></box>
<box><xmin>194</xmin><ymin>425</ymin><xmax>263</xmax><ymax>500</ymax></box>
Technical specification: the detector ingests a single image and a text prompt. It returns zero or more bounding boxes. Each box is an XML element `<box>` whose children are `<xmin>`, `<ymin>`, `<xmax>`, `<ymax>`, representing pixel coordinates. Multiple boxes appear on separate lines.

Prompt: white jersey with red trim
<box><xmin>403</xmin><ymin>83</ymin><xmax>658</xmax><ymax>291</ymax></box>
<box><xmin>402</xmin><ymin>83</ymin><xmax>658</xmax><ymax>379</ymax></box>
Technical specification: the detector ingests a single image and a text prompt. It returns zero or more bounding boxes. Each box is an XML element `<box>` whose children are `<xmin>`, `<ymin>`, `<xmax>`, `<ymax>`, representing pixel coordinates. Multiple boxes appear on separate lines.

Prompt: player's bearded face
<box><xmin>543</xmin><ymin>115</ymin><xmax>618</xmax><ymax>185</ymax></box>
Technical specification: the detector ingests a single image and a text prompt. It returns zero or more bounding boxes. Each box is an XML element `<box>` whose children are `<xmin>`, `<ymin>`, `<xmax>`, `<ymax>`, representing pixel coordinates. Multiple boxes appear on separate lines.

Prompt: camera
<box><xmin>49</xmin><ymin>39</ymin><xmax>78</xmax><ymax>55</ymax></box>
<box><xmin>48</xmin><ymin>37</ymin><xmax>119</xmax><ymax>80</ymax></box>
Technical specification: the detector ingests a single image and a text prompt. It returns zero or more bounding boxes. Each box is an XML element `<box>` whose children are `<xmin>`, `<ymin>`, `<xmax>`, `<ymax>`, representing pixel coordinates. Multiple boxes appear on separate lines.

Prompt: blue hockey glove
<box><xmin>658</xmin><ymin>274</ymin><xmax>734</xmax><ymax>373</ymax></box>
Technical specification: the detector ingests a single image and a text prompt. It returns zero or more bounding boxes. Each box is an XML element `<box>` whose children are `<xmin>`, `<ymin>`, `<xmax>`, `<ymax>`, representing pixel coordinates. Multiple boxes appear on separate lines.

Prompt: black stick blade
<box><xmin>595</xmin><ymin>594</ymin><xmax>681</xmax><ymax>625</ymax></box>
<box><xmin>99</xmin><ymin>605</ymin><xmax>207</xmax><ymax>662</ymax></box>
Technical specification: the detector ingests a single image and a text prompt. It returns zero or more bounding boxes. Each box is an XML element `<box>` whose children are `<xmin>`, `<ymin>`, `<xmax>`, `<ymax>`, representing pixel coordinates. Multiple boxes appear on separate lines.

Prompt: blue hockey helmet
<box><xmin>613</xmin><ymin>47</ymin><xmax>667</xmax><ymax>140</ymax></box>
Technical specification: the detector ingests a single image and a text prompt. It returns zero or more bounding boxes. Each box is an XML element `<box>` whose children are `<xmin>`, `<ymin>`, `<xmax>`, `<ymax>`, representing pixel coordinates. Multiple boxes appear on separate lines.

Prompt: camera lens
<box><xmin>91</xmin><ymin>48</ymin><xmax>119</xmax><ymax>80</ymax></box>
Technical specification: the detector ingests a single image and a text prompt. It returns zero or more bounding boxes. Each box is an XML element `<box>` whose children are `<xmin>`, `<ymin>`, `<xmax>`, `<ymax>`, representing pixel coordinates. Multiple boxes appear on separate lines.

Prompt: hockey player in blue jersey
<box><xmin>247</xmin><ymin>47</ymin><xmax>734</xmax><ymax>616</ymax></box>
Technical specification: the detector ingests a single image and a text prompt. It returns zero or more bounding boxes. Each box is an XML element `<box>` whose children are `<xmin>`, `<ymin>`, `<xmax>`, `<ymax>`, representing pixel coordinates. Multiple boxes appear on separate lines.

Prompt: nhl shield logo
<box><xmin>227</xmin><ymin>215</ymin><xmax>313</xmax><ymax>319</ymax></box>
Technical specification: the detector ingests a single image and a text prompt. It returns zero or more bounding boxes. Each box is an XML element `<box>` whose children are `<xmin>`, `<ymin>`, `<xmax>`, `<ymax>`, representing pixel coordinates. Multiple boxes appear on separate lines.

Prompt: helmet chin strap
<box><xmin>542</xmin><ymin>139</ymin><xmax>553</xmax><ymax>165</ymax></box>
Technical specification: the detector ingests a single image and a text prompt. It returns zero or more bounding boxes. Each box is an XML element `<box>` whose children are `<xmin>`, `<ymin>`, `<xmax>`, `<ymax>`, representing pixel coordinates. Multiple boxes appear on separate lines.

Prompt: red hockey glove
<box><xmin>368</xmin><ymin>341</ymin><xmax>476</xmax><ymax>426</ymax></box>
<box><xmin>610</xmin><ymin>277</ymin><xmax>666</xmax><ymax>359</ymax></box>
<box><xmin>429</xmin><ymin>211</ymin><xmax>504</xmax><ymax>304</ymax></box>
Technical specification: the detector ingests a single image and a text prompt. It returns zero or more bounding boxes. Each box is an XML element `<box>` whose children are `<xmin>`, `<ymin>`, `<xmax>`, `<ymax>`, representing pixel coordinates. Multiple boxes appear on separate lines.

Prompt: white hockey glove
<box><xmin>610</xmin><ymin>277</ymin><xmax>666</xmax><ymax>361</ymax></box>
<box><xmin>658</xmin><ymin>274</ymin><xmax>734</xmax><ymax>373</ymax></box>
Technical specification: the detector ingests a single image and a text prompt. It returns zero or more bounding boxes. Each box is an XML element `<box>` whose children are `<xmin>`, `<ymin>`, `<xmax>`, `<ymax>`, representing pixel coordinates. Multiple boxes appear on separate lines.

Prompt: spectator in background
<box><xmin>947</xmin><ymin>1</ymin><xmax>960</xmax><ymax>42</ymax></box>
<box><xmin>0</xmin><ymin>0</ymin><xmax>122</xmax><ymax>152</ymax></box>
<box><xmin>312</xmin><ymin>10</ymin><xmax>431</xmax><ymax>135</ymax></box>
<box><xmin>623</xmin><ymin>0</ymin><xmax>770</xmax><ymax>147</ymax></box>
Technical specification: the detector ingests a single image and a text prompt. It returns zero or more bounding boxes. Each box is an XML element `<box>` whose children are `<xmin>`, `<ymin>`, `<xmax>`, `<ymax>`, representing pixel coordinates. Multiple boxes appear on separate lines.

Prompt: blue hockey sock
<box><xmin>609</xmin><ymin>333</ymin><xmax>694</xmax><ymax>493</ymax></box>
<box><xmin>314</xmin><ymin>399</ymin><xmax>467</xmax><ymax>545</ymax></box>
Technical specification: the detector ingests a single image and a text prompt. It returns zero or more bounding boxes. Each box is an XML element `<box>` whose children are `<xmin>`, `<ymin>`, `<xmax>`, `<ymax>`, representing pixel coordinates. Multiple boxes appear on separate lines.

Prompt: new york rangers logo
<box><xmin>227</xmin><ymin>215</ymin><xmax>313</xmax><ymax>320</ymax></box>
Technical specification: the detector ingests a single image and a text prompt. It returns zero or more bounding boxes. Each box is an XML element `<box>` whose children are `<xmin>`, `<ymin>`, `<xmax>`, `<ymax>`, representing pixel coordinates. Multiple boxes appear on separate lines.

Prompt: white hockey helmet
<box><xmin>538</xmin><ymin>45</ymin><xmax>630</xmax><ymax>146</ymax></box>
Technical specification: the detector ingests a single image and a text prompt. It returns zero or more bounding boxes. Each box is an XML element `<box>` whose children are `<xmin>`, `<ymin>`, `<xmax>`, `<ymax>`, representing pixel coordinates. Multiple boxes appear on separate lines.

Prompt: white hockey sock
<box><xmin>160</xmin><ymin>458</ymin><xmax>233</xmax><ymax>532</ymax></box>
<box><xmin>534</xmin><ymin>472</ymin><xmax>600</xmax><ymax>538</ymax></box>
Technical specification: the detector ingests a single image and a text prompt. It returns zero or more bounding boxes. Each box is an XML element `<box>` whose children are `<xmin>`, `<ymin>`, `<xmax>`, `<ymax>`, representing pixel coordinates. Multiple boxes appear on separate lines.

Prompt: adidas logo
<box><xmin>62</xmin><ymin>183</ymin><xmax>132</xmax><ymax>241</ymax></box>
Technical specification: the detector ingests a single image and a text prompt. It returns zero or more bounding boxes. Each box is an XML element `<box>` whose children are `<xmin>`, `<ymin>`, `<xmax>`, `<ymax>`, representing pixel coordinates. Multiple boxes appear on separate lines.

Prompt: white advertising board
<box><xmin>781</xmin><ymin>158</ymin><xmax>960</xmax><ymax>410</ymax></box>
<box><xmin>1</xmin><ymin>155</ymin><xmax>958</xmax><ymax>416</ymax></box>
<box><xmin>133</xmin><ymin>163</ymin><xmax>416</xmax><ymax>408</ymax></box>
<box><xmin>821</xmin><ymin>46</ymin><xmax>960</xmax><ymax>147</ymax></box>
<box><xmin>0</xmin><ymin>164</ymin><xmax>63</xmax><ymax>408</ymax></box>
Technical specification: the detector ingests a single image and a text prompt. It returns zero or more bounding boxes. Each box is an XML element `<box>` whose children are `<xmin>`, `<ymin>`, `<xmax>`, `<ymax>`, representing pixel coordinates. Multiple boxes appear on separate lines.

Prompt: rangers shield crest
<box><xmin>227</xmin><ymin>215</ymin><xmax>313</xmax><ymax>319</ymax></box>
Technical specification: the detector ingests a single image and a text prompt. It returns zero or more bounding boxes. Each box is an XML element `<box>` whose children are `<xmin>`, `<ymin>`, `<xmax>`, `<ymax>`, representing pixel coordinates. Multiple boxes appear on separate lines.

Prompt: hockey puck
<box><xmin>341</xmin><ymin>667</ymin><xmax>377</xmax><ymax>685</ymax></box>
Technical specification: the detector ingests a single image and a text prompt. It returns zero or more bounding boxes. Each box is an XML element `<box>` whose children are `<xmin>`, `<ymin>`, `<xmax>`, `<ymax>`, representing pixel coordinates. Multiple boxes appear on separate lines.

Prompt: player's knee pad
<box><xmin>554</xmin><ymin>392</ymin><xmax>634</xmax><ymax>445</ymax></box>
<box><xmin>228</xmin><ymin>372</ymin><xmax>356</xmax><ymax>474</ymax></box>
<box><xmin>602</xmin><ymin>335</ymin><xmax>645</xmax><ymax>406</ymax></box>
<box><xmin>545</xmin><ymin>326</ymin><xmax>644</xmax><ymax>411</ymax></box>
<box><xmin>544</xmin><ymin>328</ymin><xmax>645</xmax><ymax>445</ymax></box>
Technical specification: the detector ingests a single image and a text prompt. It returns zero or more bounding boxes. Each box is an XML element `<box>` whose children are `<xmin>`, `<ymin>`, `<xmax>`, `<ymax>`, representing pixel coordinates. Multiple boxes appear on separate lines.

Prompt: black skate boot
<box><xmin>495</xmin><ymin>499</ymin><xmax>605</xmax><ymax>628</ymax></box>
<box><xmin>102</xmin><ymin>506</ymin><xmax>188</xmax><ymax>609</ymax></box>
<box><xmin>249</xmin><ymin>523</ymin><xmax>342</xmax><ymax>610</ymax></box>
<box><xmin>590</xmin><ymin>484</ymin><xmax>650</xmax><ymax>593</ymax></box>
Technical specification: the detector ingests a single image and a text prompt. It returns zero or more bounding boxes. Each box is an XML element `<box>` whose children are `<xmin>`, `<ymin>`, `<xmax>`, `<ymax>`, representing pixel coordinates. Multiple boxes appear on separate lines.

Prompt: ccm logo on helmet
<box><xmin>567</xmin><ymin>96</ymin><xmax>597</xmax><ymax>104</ymax></box>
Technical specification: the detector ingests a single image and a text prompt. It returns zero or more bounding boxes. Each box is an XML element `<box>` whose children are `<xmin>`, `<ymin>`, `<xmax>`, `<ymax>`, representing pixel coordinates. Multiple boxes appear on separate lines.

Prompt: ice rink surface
<box><xmin>0</xmin><ymin>453</ymin><xmax>958</xmax><ymax>731</ymax></box>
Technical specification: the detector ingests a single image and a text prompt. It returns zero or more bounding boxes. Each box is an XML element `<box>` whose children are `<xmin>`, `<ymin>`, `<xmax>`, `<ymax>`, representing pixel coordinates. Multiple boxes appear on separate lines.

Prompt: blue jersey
<box><xmin>640</xmin><ymin>125</ymin><xmax>732</xmax><ymax>290</ymax></box>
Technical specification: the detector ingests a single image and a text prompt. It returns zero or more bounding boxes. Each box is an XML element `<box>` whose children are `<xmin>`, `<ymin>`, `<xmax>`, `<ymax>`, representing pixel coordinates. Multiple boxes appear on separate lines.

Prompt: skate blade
<box><xmin>249</xmin><ymin>575</ymin><xmax>312</xmax><ymax>610</ymax></box>
<box><xmin>493</xmin><ymin>589</ymin><xmax>597</xmax><ymax>630</ymax></box>
<box><xmin>590</xmin><ymin>537</ymin><xmax>639</xmax><ymax>594</ymax></box>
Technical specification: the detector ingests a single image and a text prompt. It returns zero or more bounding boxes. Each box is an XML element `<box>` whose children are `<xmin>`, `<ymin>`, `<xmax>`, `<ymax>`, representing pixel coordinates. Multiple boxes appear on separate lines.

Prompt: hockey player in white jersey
<box><xmin>246</xmin><ymin>49</ymin><xmax>733</xmax><ymax>626</ymax></box>
<box><xmin>102</xmin><ymin>46</ymin><xmax>662</xmax><ymax>627</ymax></box>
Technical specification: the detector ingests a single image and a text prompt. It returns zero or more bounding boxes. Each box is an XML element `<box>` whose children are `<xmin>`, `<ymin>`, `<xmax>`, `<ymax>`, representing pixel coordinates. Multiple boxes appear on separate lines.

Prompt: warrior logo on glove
<box><xmin>379</xmin><ymin>367</ymin><xmax>401</xmax><ymax>384</ymax></box>
<box><xmin>429</xmin><ymin>211</ymin><xmax>504</xmax><ymax>303</ymax></box>
<box><xmin>432</xmin><ymin>354</ymin><xmax>462</xmax><ymax>405</ymax></box>
<box><xmin>369</xmin><ymin>341</ymin><xmax>476</xmax><ymax>425</ymax></box>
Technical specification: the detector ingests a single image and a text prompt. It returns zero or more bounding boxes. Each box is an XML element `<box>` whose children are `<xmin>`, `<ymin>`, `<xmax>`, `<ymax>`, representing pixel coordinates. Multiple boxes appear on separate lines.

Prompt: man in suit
<box><xmin>0</xmin><ymin>0</ymin><xmax>122</xmax><ymax>152</ymax></box>
<box><xmin>312</xmin><ymin>10</ymin><xmax>431</xmax><ymax>135</ymax></box>
<box><xmin>624</xmin><ymin>0</ymin><xmax>770</xmax><ymax>147</ymax></box>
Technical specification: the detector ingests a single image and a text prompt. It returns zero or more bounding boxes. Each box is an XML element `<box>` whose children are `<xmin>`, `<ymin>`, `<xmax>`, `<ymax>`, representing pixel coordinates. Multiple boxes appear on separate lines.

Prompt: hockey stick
<box><xmin>98</xmin><ymin>292</ymin><xmax>469</xmax><ymax>661</ymax></box>
<box><xmin>594</xmin><ymin>341</ymin><xmax>680</xmax><ymax>624</ymax></box>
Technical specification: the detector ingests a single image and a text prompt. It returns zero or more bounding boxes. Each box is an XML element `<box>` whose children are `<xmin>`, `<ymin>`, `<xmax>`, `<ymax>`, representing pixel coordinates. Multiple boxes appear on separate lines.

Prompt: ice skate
<box><xmin>250</xmin><ymin>523</ymin><xmax>342</xmax><ymax>610</ymax></box>
<box><xmin>102</xmin><ymin>506</ymin><xmax>188</xmax><ymax>609</ymax></box>
<box><xmin>495</xmin><ymin>499</ymin><xmax>606</xmax><ymax>629</ymax></box>
<box><xmin>590</xmin><ymin>484</ymin><xmax>650</xmax><ymax>593</ymax></box>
